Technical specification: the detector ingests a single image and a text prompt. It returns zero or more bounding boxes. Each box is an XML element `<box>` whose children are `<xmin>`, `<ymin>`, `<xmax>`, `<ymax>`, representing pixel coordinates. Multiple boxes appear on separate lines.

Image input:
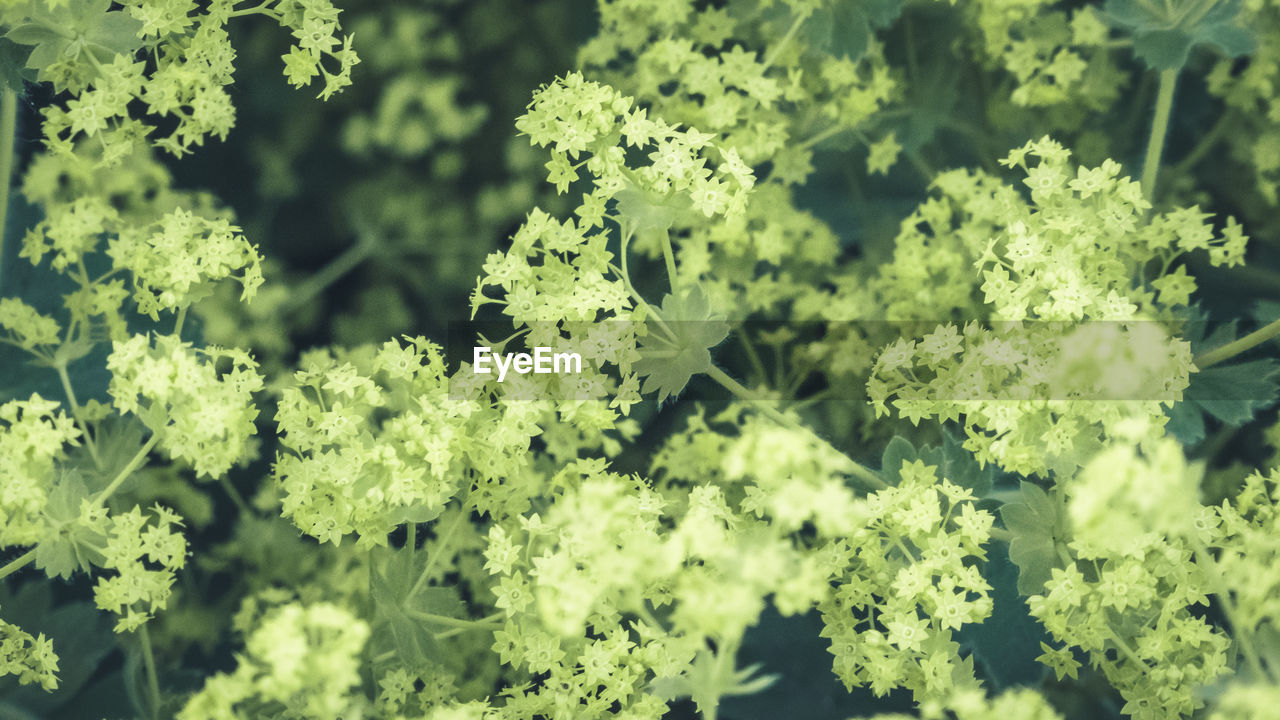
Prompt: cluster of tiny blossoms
<box><xmin>108</xmin><ymin>208</ymin><xmax>264</xmax><ymax>319</ymax></box>
<box><xmin>650</xmin><ymin>410</ymin><xmax>996</xmax><ymax>705</ymax></box>
<box><xmin>0</xmin><ymin>395</ymin><xmax>81</xmax><ymax>548</ymax></box>
<box><xmin>0</xmin><ymin>613</ymin><xmax>58</xmax><ymax>691</ymax></box>
<box><xmin>579</xmin><ymin>0</ymin><xmax>897</xmax><ymax>179</ymax></box>
<box><xmin>273</xmin><ymin>338</ymin><xmax>474</xmax><ymax>544</ymax></box>
<box><xmin>869</xmin><ymin>137</ymin><xmax>1243</xmax><ymax>476</ymax></box>
<box><xmin>18</xmin><ymin>137</ymin><xmax>267</xmax><ymax>344</ymax></box>
<box><xmin>107</xmin><ymin>334</ymin><xmax>263</xmax><ymax>478</ymax></box>
<box><xmin>1207</xmin><ymin>1</ymin><xmax>1280</xmax><ymax>205</ymax></box>
<box><xmin>958</xmin><ymin>2</ymin><xmax>1126</xmax><ymax>108</ymax></box>
<box><xmin>1031</xmin><ymin>439</ymin><xmax>1231</xmax><ymax>719</ymax></box>
<box><xmin>92</xmin><ymin>504</ymin><xmax>188</xmax><ymax>632</ymax></box>
<box><xmin>178</xmin><ymin>602</ymin><xmax>369</xmax><ymax>720</ymax></box>
<box><xmin>273</xmin><ymin>335</ymin><xmax>635</xmax><ymax>546</ymax></box>
<box><xmin>481</xmin><ymin>456</ymin><xmax>827</xmax><ymax>719</ymax></box>
<box><xmin>472</xmin><ymin>73</ymin><xmax>762</xmax><ymax>416</ymax></box>
<box><xmin>0</xmin><ymin>0</ymin><xmax>358</xmax><ymax>162</ymax></box>
<box><xmin>1204</xmin><ymin>465</ymin><xmax>1280</xmax><ymax>710</ymax></box>
<box><xmin>515</xmin><ymin>71</ymin><xmax>755</xmax><ymax>217</ymax></box>
<box><xmin>819</xmin><ymin>460</ymin><xmax>994</xmax><ymax>701</ymax></box>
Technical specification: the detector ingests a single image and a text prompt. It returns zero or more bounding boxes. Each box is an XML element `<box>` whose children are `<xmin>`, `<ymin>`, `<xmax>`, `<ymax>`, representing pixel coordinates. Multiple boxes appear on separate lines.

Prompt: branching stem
<box><xmin>406</xmin><ymin>609</ymin><xmax>503</xmax><ymax>630</ymax></box>
<box><xmin>0</xmin><ymin>549</ymin><xmax>36</xmax><ymax>581</ymax></box>
<box><xmin>1141</xmin><ymin>69</ymin><xmax>1179</xmax><ymax>202</ymax></box>
<box><xmin>0</xmin><ymin>89</ymin><xmax>15</xmax><ymax>295</ymax></box>
<box><xmin>56</xmin><ymin>362</ymin><xmax>103</xmax><ymax>469</ymax></box>
<box><xmin>139</xmin><ymin>623</ymin><xmax>162</xmax><ymax>720</ymax></box>
<box><xmin>1195</xmin><ymin>318</ymin><xmax>1280</xmax><ymax>369</ymax></box>
<box><xmin>283</xmin><ymin>235</ymin><xmax>379</xmax><ymax>313</ymax></box>
<box><xmin>94</xmin><ymin>435</ymin><xmax>160</xmax><ymax>505</ymax></box>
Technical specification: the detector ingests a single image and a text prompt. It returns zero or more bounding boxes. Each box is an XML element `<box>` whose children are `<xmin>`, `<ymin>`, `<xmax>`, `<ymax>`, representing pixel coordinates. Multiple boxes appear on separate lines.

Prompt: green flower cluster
<box><xmin>0</xmin><ymin>395</ymin><xmax>81</xmax><ymax>547</ymax></box>
<box><xmin>0</xmin><ymin>611</ymin><xmax>58</xmax><ymax>690</ymax></box>
<box><xmin>4</xmin><ymin>0</ymin><xmax>1280</xmax><ymax>718</ymax></box>
<box><xmin>580</xmin><ymin>0</ymin><xmax>897</xmax><ymax>178</ymax></box>
<box><xmin>178</xmin><ymin>601</ymin><xmax>370</xmax><ymax>720</ymax></box>
<box><xmin>93</xmin><ymin>503</ymin><xmax>187</xmax><ymax>632</ymax></box>
<box><xmin>820</xmin><ymin>460</ymin><xmax>994</xmax><ymax>701</ymax></box>
<box><xmin>1029</xmin><ymin>440</ymin><xmax>1232</xmax><ymax>719</ymax></box>
<box><xmin>869</xmin><ymin>137</ymin><xmax>1243</xmax><ymax>475</ymax></box>
<box><xmin>2</xmin><ymin>0</ymin><xmax>358</xmax><ymax>160</ymax></box>
<box><xmin>107</xmin><ymin>334</ymin><xmax>263</xmax><ymax>478</ymax></box>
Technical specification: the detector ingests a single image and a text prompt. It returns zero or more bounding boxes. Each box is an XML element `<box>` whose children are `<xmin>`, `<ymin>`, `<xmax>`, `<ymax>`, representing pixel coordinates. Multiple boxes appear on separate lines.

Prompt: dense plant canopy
<box><xmin>2</xmin><ymin>0</ymin><xmax>1280</xmax><ymax>719</ymax></box>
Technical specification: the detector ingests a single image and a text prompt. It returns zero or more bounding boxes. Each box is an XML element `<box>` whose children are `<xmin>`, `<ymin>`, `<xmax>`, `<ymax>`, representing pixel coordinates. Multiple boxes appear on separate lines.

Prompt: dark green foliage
<box><xmin>1104</xmin><ymin>0</ymin><xmax>1254</xmax><ymax>70</ymax></box>
<box><xmin>1000</xmin><ymin>482</ymin><xmax>1069</xmax><ymax>596</ymax></box>
<box><xmin>634</xmin><ymin>285</ymin><xmax>730</xmax><ymax>403</ymax></box>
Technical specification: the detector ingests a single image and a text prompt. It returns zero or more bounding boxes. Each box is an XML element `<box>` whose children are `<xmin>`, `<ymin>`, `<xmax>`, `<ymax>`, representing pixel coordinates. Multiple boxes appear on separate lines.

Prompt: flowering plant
<box><xmin>2</xmin><ymin>1</ymin><xmax>1280</xmax><ymax>719</ymax></box>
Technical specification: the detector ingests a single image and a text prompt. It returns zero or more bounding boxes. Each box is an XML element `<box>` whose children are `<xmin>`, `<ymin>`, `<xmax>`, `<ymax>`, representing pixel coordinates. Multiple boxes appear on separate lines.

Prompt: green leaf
<box><xmin>999</xmin><ymin>481</ymin><xmax>1068</xmax><ymax>596</ymax></box>
<box><xmin>632</xmin><ymin>284</ymin><xmax>729</xmax><ymax>403</ymax></box>
<box><xmin>34</xmin><ymin>472</ymin><xmax>107</xmax><ymax>580</ymax></box>
<box><xmin>4</xmin><ymin>24</ymin><xmax>63</xmax><ymax>47</ymax></box>
<box><xmin>650</xmin><ymin>647</ymin><xmax>778</xmax><ymax>717</ymax></box>
<box><xmin>73</xmin><ymin>416</ymin><xmax>147</xmax><ymax>493</ymax></box>
<box><xmin>615</xmin><ymin>184</ymin><xmax>692</xmax><ymax>234</ymax></box>
<box><xmin>805</xmin><ymin>4</ymin><xmax>871</xmax><ymax>62</ymax></box>
<box><xmin>955</xmin><ymin>542</ymin><xmax>1049</xmax><ymax>690</ymax></box>
<box><xmin>878</xmin><ymin>435</ymin><xmax>917</xmax><ymax>485</ymax></box>
<box><xmin>920</xmin><ymin>432</ymin><xmax>995</xmax><ymax>498</ymax></box>
<box><xmin>8</xmin><ymin>2</ymin><xmax>142</xmax><ymax>81</ymax></box>
<box><xmin>1132</xmin><ymin>28</ymin><xmax>1194</xmax><ymax>70</ymax></box>
<box><xmin>1188</xmin><ymin>359</ymin><xmax>1280</xmax><ymax>424</ymax></box>
<box><xmin>1167</xmin><ymin>312</ymin><xmax>1280</xmax><ymax>444</ymax></box>
<box><xmin>369</xmin><ymin>544</ymin><xmax>468</xmax><ymax>667</ymax></box>
<box><xmin>0</xmin><ymin>38</ymin><xmax>32</xmax><ymax>92</ymax></box>
<box><xmin>878</xmin><ymin>433</ymin><xmax>994</xmax><ymax>496</ymax></box>
<box><xmin>803</xmin><ymin>0</ymin><xmax>905</xmax><ymax>61</ymax></box>
<box><xmin>1104</xmin><ymin>0</ymin><xmax>1255</xmax><ymax>70</ymax></box>
<box><xmin>87</xmin><ymin>12</ymin><xmax>145</xmax><ymax>56</ymax></box>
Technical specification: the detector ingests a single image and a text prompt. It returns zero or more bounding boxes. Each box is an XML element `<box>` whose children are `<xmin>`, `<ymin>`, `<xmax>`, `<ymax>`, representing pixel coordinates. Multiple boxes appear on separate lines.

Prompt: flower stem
<box><xmin>406</xmin><ymin>609</ymin><xmax>503</xmax><ymax>630</ymax></box>
<box><xmin>1191</xmin><ymin>540</ymin><xmax>1272</xmax><ymax>682</ymax></box>
<box><xmin>139</xmin><ymin>623</ymin><xmax>162</xmax><ymax>720</ymax></box>
<box><xmin>94</xmin><ymin>435</ymin><xmax>160</xmax><ymax>505</ymax></box>
<box><xmin>1195</xmin><ymin>317</ymin><xmax>1280</xmax><ymax>369</ymax></box>
<box><xmin>660</xmin><ymin>228</ymin><xmax>678</xmax><ymax>291</ymax></box>
<box><xmin>173</xmin><ymin>305</ymin><xmax>187</xmax><ymax>337</ymax></box>
<box><xmin>1141</xmin><ymin>68</ymin><xmax>1179</xmax><ymax>202</ymax></box>
<box><xmin>56</xmin><ymin>362</ymin><xmax>103</xmax><ymax>470</ymax></box>
<box><xmin>219</xmin><ymin>475</ymin><xmax>252</xmax><ymax>516</ymax></box>
<box><xmin>0</xmin><ymin>88</ymin><xmax>15</xmax><ymax>295</ymax></box>
<box><xmin>411</xmin><ymin>507</ymin><xmax>467</xmax><ymax>596</ymax></box>
<box><xmin>283</xmin><ymin>235</ymin><xmax>378</xmax><ymax>313</ymax></box>
<box><xmin>762</xmin><ymin>10</ymin><xmax>807</xmax><ymax>69</ymax></box>
<box><xmin>433</xmin><ymin>612</ymin><xmax>504</xmax><ymax>640</ymax></box>
<box><xmin>0</xmin><ymin>548</ymin><xmax>36</xmax><ymax>581</ymax></box>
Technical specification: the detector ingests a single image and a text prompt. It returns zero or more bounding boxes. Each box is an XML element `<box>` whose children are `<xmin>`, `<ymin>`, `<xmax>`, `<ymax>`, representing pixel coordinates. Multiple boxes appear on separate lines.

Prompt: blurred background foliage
<box><xmin>185</xmin><ymin>0</ymin><xmax>593</xmax><ymax>365</ymax></box>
